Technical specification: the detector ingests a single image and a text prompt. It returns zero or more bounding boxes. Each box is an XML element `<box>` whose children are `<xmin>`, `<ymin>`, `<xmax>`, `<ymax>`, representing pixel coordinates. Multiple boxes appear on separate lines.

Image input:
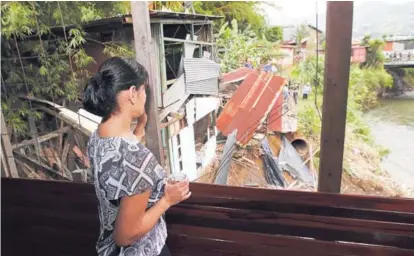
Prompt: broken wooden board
<box><xmin>186</xmin><ymin>97</ymin><xmax>220</xmax><ymax>126</ymax></box>
<box><xmin>169</xmin><ymin>125</ymin><xmax>198</xmax><ymax>181</ymax></box>
<box><xmin>160</xmin><ymin>75</ymin><xmax>190</xmax><ymax>121</ymax></box>
<box><xmin>12</xmin><ymin>126</ymin><xmax>71</xmax><ymax>150</ymax></box>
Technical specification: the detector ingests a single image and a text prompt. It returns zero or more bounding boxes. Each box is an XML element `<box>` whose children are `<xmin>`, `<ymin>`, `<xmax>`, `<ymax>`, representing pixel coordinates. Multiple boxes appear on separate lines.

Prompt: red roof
<box><xmin>220</xmin><ymin>67</ymin><xmax>253</xmax><ymax>84</ymax></box>
<box><xmin>217</xmin><ymin>71</ymin><xmax>285</xmax><ymax>145</ymax></box>
<box><xmin>267</xmin><ymin>88</ymin><xmax>284</xmax><ymax>132</ymax></box>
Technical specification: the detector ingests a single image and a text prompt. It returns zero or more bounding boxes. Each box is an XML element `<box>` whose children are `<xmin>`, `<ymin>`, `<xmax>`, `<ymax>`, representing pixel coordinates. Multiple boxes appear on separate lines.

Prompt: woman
<box><xmin>84</xmin><ymin>57</ymin><xmax>191</xmax><ymax>256</ymax></box>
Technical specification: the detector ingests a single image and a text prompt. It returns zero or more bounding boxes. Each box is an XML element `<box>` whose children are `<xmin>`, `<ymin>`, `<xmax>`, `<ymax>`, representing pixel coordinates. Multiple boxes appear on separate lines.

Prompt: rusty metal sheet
<box><xmin>217</xmin><ymin>71</ymin><xmax>285</xmax><ymax>145</ymax></box>
<box><xmin>267</xmin><ymin>89</ymin><xmax>284</xmax><ymax>132</ymax></box>
<box><xmin>268</xmin><ymin>93</ymin><xmax>298</xmax><ymax>133</ymax></box>
<box><xmin>220</xmin><ymin>67</ymin><xmax>254</xmax><ymax>85</ymax></box>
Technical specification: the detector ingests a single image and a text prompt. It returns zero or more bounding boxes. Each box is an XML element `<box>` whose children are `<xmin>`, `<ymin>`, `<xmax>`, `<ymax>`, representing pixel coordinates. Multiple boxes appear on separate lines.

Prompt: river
<box><xmin>364</xmin><ymin>94</ymin><xmax>414</xmax><ymax>192</ymax></box>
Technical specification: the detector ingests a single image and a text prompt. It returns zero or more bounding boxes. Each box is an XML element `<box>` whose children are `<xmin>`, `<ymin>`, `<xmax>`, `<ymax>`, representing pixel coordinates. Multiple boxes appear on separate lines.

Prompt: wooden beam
<box><xmin>1</xmin><ymin>111</ymin><xmax>19</xmax><ymax>178</ymax></box>
<box><xmin>36</xmin><ymin>106</ymin><xmax>91</xmax><ymax>136</ymax></box>
<box><xmin>28</xmin><ymin>115</ymin><xmax>41</xmax><ymax>162</ymax></box>
<box><xmin>131</xmin><ymin>1</ymin><xmax>165</xmax><ymax>166</ymax></box>
<box><xmin>318</xmin><ymin>1</ymin><xmax>354</xmax><ymax>193</ymax></box>
<box><xmin>13</xmin><ymin>150</ymin><xmax>71</xmax><ymax>181</ymax></box>
<box><xmin>160</xmin><ymin>115</ymin><xmax>184</xmax><ymax>129</ymax></box>
<box><xmin>12</xmin><ymin>126</ymin><xmax>71</xmax><ymax>150</ymax></box>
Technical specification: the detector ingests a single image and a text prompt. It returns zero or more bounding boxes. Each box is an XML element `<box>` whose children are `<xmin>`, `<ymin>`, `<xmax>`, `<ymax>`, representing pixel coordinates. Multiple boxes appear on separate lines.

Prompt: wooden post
<box><xmin>1</xmin><ymin>111</ymin><xmax>19</xmax><ymax>178</ymax></box>
<box><xmin>131</xmin><ymin>1</ymin><xmax>165</xmax><ymax>166</ymax></box>
<box><xmin>318</xmin><ymin>1</ymin><xmax>353</xmax><ymax>193</ymax></box>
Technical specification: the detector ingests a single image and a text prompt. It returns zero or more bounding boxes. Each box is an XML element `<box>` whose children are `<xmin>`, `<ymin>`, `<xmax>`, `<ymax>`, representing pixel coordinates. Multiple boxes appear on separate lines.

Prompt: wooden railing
<box><xmin>2</xmin><ymin>178</ymin><xmax>414</xmax><ymax>256</ymax></box>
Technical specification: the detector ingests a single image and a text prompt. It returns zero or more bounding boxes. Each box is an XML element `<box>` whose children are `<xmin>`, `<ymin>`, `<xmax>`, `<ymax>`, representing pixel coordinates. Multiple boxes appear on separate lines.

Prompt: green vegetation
<box><xmin>361</xmin><ymin>35</ymin><xmax>386</xmax><ymax>69</ymax></box>
<box><xmin>402</xmin><ymin>68</ymin><xmax>414</xmax><ymax>88</ymax></box>
<box><xmin>292</xmin><ymin>54</ymin><xmax>394</xmax><ymax>192</ymax></box>
<box><xmin>216</xmin><ymin>20</ymin><xmax>281</xmax><ymax>73</ymax></box>
<box><xmin>151</xmin><ymin>1</ymin><xmax>274</xmax><ymax>35</ymax></box>
<box><xmin>0</xmin><ymin>1</ymin><xmax>132</xmax><ymax>136</ymax></box>
<box><xmin>193</xmin><ymin>1</ymin><xmax>265</xmax><ymax>34</ymax></box>
<box><xmin>264</xmin><ymin>26</ymin><xmax>283</xmax><ymax>42</ymax></box>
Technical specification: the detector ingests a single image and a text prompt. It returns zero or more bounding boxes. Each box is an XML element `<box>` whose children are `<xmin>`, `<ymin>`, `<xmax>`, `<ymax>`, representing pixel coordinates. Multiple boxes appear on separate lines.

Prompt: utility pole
<box><xmin>131</xmin><ymin>1</ymin><xmax>164</xmax><ymax>166</ymax></box>
<box><xmin>318</xmin><ymin>1</ymin><xmax>353</xmax><ymax>193</ymax></box>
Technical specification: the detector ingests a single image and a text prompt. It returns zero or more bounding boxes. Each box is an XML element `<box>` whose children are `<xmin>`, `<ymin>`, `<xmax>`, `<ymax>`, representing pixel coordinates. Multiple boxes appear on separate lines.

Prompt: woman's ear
<box><xmin>129</xmin><ymin>86</ymin><xmax>137</xmax><ymax>104</ymax></box>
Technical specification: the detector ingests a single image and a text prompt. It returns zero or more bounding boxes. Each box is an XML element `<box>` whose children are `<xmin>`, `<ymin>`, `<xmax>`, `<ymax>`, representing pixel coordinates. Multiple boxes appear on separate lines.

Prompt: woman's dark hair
<box><xmin>83</xmin><ymin>57</ymin><xmax>148</xmax><ymax>121</ymax></box>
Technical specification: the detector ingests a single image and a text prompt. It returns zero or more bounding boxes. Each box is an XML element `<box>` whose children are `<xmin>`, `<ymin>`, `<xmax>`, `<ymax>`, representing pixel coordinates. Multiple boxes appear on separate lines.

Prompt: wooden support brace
<box><xmin>318</xmin><ymin>1</ymin><xmax>354</xmax><ymax>193</ymax></box>
<box><xmin>1</xmin><ymin>111</ymin><xmax>19</xmax><ymax>178</ymax></box>
<box><xmin>12</xmin><ymin>126</ymin><xmax>71</xmax><ymax>150</ymax></box>
<box><xmin>131</xmin><ymin>1</ymin><xmax>165</xmax><ymax>166</ymax></box>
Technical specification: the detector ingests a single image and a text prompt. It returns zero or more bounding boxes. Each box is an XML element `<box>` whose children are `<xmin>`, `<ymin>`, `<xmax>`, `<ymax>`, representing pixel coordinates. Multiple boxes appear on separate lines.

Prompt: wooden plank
<box><xmin>61</xmin><ymin>129</ymin><xmax>74</xmax><ymax>167</ymax></box>
<box><xmin>185</xmin><ymin>195</ymin><xmax>414</xmax><ymax>224</ymax></box>
<box><xmin>12</xmin><ymin>126</ymin><xmax>71</xmax><ymax>150</ymax></box>
<box><xmin>2</xmin><ymin>178</ymin><xmax>414</xmax><ymax>255</ymax></box>
<box><xmin>190</xmin><ymin>182</ymin><xmax>414</xmax><ymax>213</ymax></box>
<box><xmin>167</xmin><ymin>205</ymin><xmax>414</xmax><ymax>249</ymax></box>
<box><xmin>11</xmin><ymin>154</ymin><xmax>71</xmax><ymax>181</ymax></box>
<box><xmin>1</xmin><ymin>111</ymin><xmax>19</xmax><ymax>177</ymax></box>
<box><xmin>131</xmin><ymin>1</ymin><xmax>164</xmax><ymax>165</ymax></box>
<box><xmin>2</xmin><ymin>178</ymin><xmax>414</xmax><ymax>214</ymax></box>
<box><xmin>318</xmin><ymin>1</ymin><xmax>354</xmax><ymax>193</ymax></box>
<box><xmin>28</xmin><ymin>115</ymin><xmax>41</xmax><ymax>162</ymax></box>
<box><xmin>168</xmin><ymin>224</ymin><xmax>414</xmax><ymax>256</ymax></box>
<box><xmin>172</xmin><ymin>204</ymin><xmax>414</xmax><ymax>236</ymax></box>
<box><xmin>37</xmin><ymin>106</ymin><xmax>91</xmax><ymax>136</ymax></box>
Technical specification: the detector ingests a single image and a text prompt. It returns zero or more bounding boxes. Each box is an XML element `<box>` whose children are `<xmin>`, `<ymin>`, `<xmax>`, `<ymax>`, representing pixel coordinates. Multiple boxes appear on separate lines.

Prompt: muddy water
<box><xmin>364</xmin><ymin>94</ymin><xmax>414</xmax><ymax>192</ymax></box>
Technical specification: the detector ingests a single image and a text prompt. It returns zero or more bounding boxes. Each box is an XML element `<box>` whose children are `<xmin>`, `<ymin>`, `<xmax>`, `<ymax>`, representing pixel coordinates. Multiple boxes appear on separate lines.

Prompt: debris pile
<box><xmin>5</xmin><ymin>97</ymin><xmax>94</xmax><ymax>182</ymax></box>
<box><xmin>199</xmin><ymin>67</ymin><xmax>316</xmax><ymax>191</ymax></box>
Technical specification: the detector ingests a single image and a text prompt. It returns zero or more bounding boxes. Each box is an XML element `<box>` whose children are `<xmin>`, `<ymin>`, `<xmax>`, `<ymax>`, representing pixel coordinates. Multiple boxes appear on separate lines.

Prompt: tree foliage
<box><xmin>265</xmin><ymin>26</ymin><xmax>283</xmax><ymax>42</ymax></box>
<box><xmin>291</xmin><ymin>56</ymin><xmax>324</xmax><ymax>86</ymax></box>
<box><xmin>193</xmin><ymin>1</ymin><xmax>265</xmax><ymax>34</ymax></box>
<box><xmin>0</xmin><ymin>1</ymin><xmax>129</xmax><ymax>135</ymax></box>
<box><xmin>295</xmin><ymin>24</ymin><xmax>309</xmax><ymax>44</ymax></box>
<box><xmin>361</xmin><ymin>35</ymin><xmax>386</xmax><ymax>69</ymax></box>
<box><xmin>217</xmin><ymin>20</ymin><xmax>280</xmax><ymax>73</ymax></box>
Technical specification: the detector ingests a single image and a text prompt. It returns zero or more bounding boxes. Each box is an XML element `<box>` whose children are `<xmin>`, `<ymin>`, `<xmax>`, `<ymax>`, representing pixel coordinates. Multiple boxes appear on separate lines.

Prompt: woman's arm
<box><xmin>113</xmin><ymin>191</ymin><xmax>168</xmax><ymax>246</ymax></box>
<box><xmin>113</xmin><ymin>181</ymin><xmax>190</xmax><ymax>246</ymax></box>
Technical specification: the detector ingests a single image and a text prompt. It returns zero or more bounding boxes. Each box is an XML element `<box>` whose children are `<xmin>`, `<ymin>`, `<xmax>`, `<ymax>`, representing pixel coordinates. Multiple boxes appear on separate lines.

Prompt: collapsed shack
<box><xmin>198</xmin><ymin>67</ymin><xmax>317</xmax><ymax>191</ymax></box>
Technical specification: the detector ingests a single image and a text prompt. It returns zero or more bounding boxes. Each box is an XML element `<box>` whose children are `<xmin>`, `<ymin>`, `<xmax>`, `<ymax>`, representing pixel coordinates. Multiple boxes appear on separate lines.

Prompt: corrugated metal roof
<box><xmin>268</xmin><ymin>92</ymin><xmax>298</xmax><ymax>133</ymax></box>
<box><xmin>149</xmin><ymin>10</ymin><xmax>223</xmax><ymax>21</ymax></box>
<box><xmin>216</xmin><ymin>71</ymin><xmax>285</xmax><ymax>145</ymax></box>
<box><xmin>267</xmin><ymin>90</ymin><xmax>284</xmax><ymax>132</ymax></box>
<box><xmin>184</xmin><ymin>58</ymin><xmax>220</xmax><ymax>95</ymax></box>
<box><xmin>220</xmin><ymin>67</ymin><xmax>253</xmax><ymax>85</ymax></box>
<box><xmin>47</xmin><ymin>11</ymin><xmax>222</xmax><ymax>36</ymax></box>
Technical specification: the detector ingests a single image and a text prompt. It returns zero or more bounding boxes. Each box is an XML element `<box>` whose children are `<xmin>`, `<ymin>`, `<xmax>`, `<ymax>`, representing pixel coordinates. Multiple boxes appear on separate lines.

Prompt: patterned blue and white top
<box><xmin>87</xmin><ymin>131</ymin><xmax>167</xmax><ymax>256</ymax></box>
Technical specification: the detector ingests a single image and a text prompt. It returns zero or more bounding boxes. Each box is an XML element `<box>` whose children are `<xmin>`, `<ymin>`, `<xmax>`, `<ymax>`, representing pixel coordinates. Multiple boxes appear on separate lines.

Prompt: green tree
<box><xmin>193</xmin><ymin>1</ymin><xmax>265</xmax><ymax>34</ymax></box>
<box><xmin>265</xmin><ymin>26</ymin><xmax>283</xmax><ymax>42</ymax></box>
<box><xmin>217</xmin><ymin>19</ymin><xmax>281</xmax><ymax>72</ymax></box>
<box><xmin>1</xmin><ymin>1</ymin><xmax>129</xmax><ymax>135</ymax></box>
<box><xmin>361</xmin><ymin>35</ymin><xmax>386</xmax><ymax>69</ymax></box>
<box><xmin>291</xmin><ymin>56</ymin><xmax>324</xmax><ymax>86</ymax></box>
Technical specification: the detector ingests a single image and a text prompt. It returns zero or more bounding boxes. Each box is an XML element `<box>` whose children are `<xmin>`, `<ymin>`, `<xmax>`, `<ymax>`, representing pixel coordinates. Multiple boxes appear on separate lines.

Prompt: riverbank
<box><xmin>364</xmin><ymin>96</ymin><xmax>414</xmax><ymax>196</ymax></box>
<box><xmin>297</xmin><ymin>75</ymin><xmax>412</xmax><ymax>197</ymax></box>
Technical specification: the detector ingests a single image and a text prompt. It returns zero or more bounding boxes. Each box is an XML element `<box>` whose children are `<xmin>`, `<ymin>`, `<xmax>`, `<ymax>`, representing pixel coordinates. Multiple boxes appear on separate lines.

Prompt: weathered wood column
<box><xmin>318</xmin><ymin>1</ymin><xmax>354</xmax><ymax>193</ymax></box>
<box><xmin>131</xmin><ymin>1</ymin><xmax>164</xmax><ymax>165</ymax></box>
<box><xmin>1</xmin><ymin>111</ymin><xmax>19</xmax><ymax>178</ymax></box>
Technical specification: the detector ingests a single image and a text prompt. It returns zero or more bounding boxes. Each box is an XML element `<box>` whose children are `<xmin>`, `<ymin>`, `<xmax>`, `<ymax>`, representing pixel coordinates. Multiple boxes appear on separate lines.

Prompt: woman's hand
<box><xmin>133</xmin><ymin>113</ymin><xmax>148</xmax><ymax>138</ymax></box>
<box><xmin>163</xmin><ymin>180</ymin><xmax>191</xmax><ymax>207</ymax></box>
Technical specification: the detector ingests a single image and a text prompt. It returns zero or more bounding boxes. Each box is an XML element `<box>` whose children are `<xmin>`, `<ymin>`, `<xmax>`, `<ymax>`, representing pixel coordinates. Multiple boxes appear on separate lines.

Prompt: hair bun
<box><xmin>83</xmin><ymin>72</ymin><xmax>109</xmax><ymax>117</ymax></box>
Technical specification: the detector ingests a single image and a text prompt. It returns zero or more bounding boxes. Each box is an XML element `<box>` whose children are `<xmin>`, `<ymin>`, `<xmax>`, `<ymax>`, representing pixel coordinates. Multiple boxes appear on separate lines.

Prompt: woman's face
<box><xmin>132</xmin><ymin>85</ymin><xmax>147</xmax><ymax>117</ymax></box>
<box><xmin>119</xmin><ymin>84</ymin><xmax>146</xmax><ymax>118</ymax></box>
